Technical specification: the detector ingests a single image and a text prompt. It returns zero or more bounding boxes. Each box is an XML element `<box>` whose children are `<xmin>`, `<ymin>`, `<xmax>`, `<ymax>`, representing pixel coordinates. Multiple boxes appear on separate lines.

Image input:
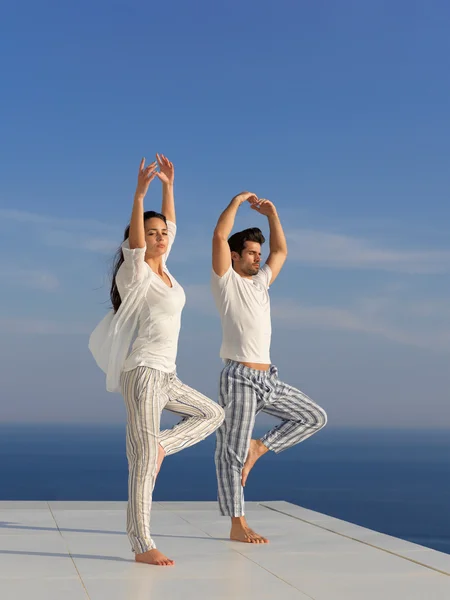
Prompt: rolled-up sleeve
<box><xmin>116</xmin><ymin>240</ymin><xmax>147</xmax><ymax>294</ymax></box>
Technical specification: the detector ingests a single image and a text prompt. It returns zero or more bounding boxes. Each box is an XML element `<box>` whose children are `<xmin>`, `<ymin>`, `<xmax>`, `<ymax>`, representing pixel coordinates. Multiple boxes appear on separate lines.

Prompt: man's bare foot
<box><xmin>155</xmin><ymin>444</ymin><xmax>165</xmax><ymax>479</ymax></box>
<box><xmin>135</xmin><ymin>549</ymin><xmax>174</xmax><ymax>566</ymax></box>
<box><xmin>230</xmin><ymin>517</ymin><xmax>269</xmax><ymax>544</ymax></box>
<box><xmin>241</xmin><ymin>439</ymin><xmax>269</xmax><ymax>487</ymax></box>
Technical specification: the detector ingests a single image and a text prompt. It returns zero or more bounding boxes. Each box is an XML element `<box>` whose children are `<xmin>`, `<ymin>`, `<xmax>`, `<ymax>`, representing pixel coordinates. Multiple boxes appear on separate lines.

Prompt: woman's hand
<box><xmin>135</xmin><ymin>158</ymin><xmax>158</xmax><ymax>198</ymax></box>
<box><xmin>156</xmin><ymin>154</ymin><xmax>175</xmax><ymax>186</ymax></box>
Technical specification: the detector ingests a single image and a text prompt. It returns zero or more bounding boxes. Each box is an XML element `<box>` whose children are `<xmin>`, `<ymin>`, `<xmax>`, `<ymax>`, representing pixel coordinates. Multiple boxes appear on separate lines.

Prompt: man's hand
<box><xmin>232</xmin><ymin>191</ymin><xmax>258</xmax><ymax>206</ymax></box>
<box><xmin>156</xmin><ymin>154</ymin><xmax>175</xmax><ymax>185</ymax></box>
<box><xmin>250</xmin><ymin>198</ymin><xmax>277</xmax><ymax>217</ymax></box>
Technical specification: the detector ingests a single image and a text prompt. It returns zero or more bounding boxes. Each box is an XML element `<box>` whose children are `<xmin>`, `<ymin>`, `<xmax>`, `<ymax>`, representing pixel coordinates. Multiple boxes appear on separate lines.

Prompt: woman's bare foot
<box><xmin>241</xmin><ymin>439</ymin><xmax>269</xmax><ymax>487</ymax></box>
<box><xmin>155</xmin><ymin>444</ymin><xmax>165</xmax><ymax>479</ymax></box>
<box><xmin>230</xmin><ymin>516</ymin><xmax>269</xmax><ymax>544</ymax></box>
<box><xmin>135</xmin><ymin>549</ymin><xmax>174</xmax><ymax>566</ymax></box>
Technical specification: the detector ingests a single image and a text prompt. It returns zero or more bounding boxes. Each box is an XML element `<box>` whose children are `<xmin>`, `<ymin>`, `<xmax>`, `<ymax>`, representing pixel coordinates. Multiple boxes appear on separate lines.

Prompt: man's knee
<box><xmin>304</xmin><ymin>404</ymin><xmax>327</xmax><ymax>431</ymax></box>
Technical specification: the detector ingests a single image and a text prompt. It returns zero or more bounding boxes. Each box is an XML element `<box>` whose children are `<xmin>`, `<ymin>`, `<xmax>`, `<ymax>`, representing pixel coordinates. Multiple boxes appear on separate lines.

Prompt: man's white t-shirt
<box><xmin>211</xmin><ymin>263</ymin><xmax>272</xmax><ymax>364</ymax></box>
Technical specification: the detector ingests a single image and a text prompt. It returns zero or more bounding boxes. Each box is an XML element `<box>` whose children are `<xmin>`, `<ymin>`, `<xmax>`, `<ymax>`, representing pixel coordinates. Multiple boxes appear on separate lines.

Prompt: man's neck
<box><xmin>233</xmin><ymin>266</ymin><xmax>252</xmax><ymax>280</ymax></box>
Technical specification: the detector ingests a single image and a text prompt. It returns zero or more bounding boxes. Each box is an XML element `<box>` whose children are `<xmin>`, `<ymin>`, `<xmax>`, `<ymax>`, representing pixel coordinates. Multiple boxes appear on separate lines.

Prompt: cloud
<box><xmin>0</xmin><ymin>266</ymin><xmax>59</xmax><ymax>291</ymax></box>
<box><xmin>0</xmin><ymin>209</ymin><xmax>119</xmax><ymax>255</ymax></box>
<box><xmin>170</xmin><ymin>226</ymin><xmax>450</xmax><ymax>274</ymax></box>
<box><xmin>271</xmin><ymin>296</ymin><xmax>450</xmax><ymax>350</ymax></box>
<box><xmin>271</xmin><ymin>300</ymin><xmax>414</xmax><ymax>345</ymax></box>
<box><xmin>286</xmin><ymin>230</ymin><xmax>450</xmax><ymax>274</ymax></box>
<box><xmin>184</xmin><ymin>284</ymin><xmax>216</xmax><ymax>315</ymax></box>
<box><xmin>4</xmin><ymin>208</ymin><xmax>450</xmax><ymax>274</ymax></box>
<box><xmin>0</xmin><ymin>318</ymin><xmax>91</xmax><ymax>335</ymax></box>
<box><xmin>42</xmin><ymin>230</ymin><xmax>118</xmax><ymax>254</ymax></box>
<box><xmin>0</xmin><ymin>209</ymin><xmax>116</xmax><ymax>232</ymax></box>
<box><xmin>186</xmin><ymin>281</ymin><xmax>450</xmax><ymax>350</ymax></box>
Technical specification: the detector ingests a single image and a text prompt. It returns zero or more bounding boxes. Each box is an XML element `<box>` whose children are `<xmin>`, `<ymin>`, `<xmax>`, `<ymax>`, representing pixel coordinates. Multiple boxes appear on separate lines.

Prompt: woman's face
<box><xmin>144</xmin><ymin>217</ymin><xmax>168</xmax><ymax>257</ymax></box>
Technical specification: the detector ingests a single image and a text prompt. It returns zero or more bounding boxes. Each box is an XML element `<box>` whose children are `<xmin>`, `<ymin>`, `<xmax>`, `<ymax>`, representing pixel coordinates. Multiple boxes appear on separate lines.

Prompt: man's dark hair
<box><xmin>228</xmin><ymin>227</ymin><xmax>265</xmax><ymax>256</ymax></box>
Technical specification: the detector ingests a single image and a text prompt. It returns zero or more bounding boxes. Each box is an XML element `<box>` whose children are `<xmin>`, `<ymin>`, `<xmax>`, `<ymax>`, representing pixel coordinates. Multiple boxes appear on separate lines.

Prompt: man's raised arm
<box><xmin>251</xmin><ymin>199</ymin><xmax>288</xmax><ymax>284</ymax></box>
<box><xmin>212</xmin><ymin>192</ymin><xmax>257</xmax><ymax>276</ymax></box>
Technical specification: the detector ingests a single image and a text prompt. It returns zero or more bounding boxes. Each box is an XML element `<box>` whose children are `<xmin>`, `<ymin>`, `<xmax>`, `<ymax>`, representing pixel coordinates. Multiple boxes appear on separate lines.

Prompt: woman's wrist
<box><xmin>133</xmin><ymin>191</ymin><xmax>146</xmax><ymax>202</ymax></box>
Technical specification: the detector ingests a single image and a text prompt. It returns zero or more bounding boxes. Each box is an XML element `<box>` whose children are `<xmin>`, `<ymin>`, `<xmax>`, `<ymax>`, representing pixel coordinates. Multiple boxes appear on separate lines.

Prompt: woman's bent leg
<box><xmin>159</xmin><ymin>375</ymin><xmax>224</xmax><ymax>456</ymax></box>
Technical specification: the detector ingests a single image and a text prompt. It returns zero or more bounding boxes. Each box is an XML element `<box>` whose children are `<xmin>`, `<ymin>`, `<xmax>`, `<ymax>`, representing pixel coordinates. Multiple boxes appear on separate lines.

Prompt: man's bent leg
<box><xmin>241</xmin><ymin>438</ymin><xmax>269</xmax><ymax>487</ymax></box>
<box><xmin>261</xmin><ymin>368</ymin><xmax>327</xmax><ymax>453</ymax></box>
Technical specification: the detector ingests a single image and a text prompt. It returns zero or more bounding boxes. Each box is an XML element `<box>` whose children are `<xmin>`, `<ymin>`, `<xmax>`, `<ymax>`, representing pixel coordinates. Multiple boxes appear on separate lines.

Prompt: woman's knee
<box><xmin>213</xmin><ymin>403</ymin><xmax>225</xmax><ymax>427</ymax></box>
<box><xmin>315</xmin><ymin>405</ymin><xmax>327</xmax><ymax>430</ymax></box>
<box><xmin>201</xmin><ymin>397</ymin><xmax>225</xmax><ymax>426</ymax></box>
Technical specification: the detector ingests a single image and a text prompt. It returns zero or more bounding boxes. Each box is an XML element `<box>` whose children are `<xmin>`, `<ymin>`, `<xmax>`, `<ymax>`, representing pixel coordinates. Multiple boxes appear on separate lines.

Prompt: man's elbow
<box><xmin>213</xmin><ymin>229</ymin><xmax>228</xmax><ymax>242</ymax></box>
<box><xmin>272</xmin><ymin>248</ymin><xmax>288</xmax><ymax>257</ymax></box>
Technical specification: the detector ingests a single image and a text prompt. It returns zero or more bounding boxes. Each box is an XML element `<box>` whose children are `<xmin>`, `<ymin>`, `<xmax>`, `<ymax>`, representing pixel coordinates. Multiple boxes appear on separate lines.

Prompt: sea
<box><xmin>1</xmin><ymin>424</ymin><xmax>449</xmax><ymax>554</ymax></box>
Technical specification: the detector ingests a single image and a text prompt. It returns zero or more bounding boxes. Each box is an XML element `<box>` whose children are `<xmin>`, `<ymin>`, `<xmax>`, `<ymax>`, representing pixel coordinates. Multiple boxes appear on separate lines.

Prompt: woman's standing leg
<box><xmin>121</xmin><ymin>367</ymin><xmax>173</xmax><ymax>565</ymax></box>
<box><xmin>121</xmin><ymin>368</ymin><xmax>223</xmax><ymax>565</ymax></box>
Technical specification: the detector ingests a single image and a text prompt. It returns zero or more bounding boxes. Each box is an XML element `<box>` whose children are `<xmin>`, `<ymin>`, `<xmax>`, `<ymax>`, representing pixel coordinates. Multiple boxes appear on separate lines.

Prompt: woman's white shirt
<box><xmin>88</xmin><ymin>221</ymin><xmax>184</xmax><ymax>392</ymax></box>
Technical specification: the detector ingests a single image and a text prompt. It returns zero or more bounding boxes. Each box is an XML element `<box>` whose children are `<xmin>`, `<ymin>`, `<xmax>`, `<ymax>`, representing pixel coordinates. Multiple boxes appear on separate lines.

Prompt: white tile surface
<box><xmin>0</xmin><ymin>509</ymin><xmax>58</xmax><ymax>536</ymax></box>
<box><xmin>49</xmin><ymin>501</ymin><xmax>130</xmax><ymax>511</ymax></box>
<box><xmin>50</xmin><ymin>508</ymin><xmax>127</xmax><ymax>533</ymax></box>
<box><xmin>0</xmin><ymin>577</ymin><xmax>89</xmax><ymax>600</ymax></box>
<box><xmin>157</xmin><ymin>500</ymin><xmax>267</xmax><ymax>511</ymax></box>
<box><xmin>0</xmin><ymin>502</ymin><xmax>49</xmax><ymax>510</ymax></box>
<box><xmin>81</xmin><ymin>574</ymin><xmax>310</xmax><ymax>600</ymax></box>
<box><xmin>0</xmin><ymin>533</ymin><xmax>79</xmax><ymax>579</ymax></box>
<box><xmin>0</xmin><ymin>501</ymin><xmax>448</xmax><ymax>600</ymax></box>
<box><xmin>261</xmin><ymin>501</ymin><xmax>450</xmax><ymax>574</ymax></box>
<box><xmin>397</xmin><ymin>549</ymin><xmax>450</xmax><ymax>574</ymax></box>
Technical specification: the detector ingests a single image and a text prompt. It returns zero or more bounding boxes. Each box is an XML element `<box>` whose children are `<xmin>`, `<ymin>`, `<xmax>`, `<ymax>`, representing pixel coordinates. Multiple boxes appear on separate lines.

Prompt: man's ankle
<box><xmin>255</xmin><ymin>439</ymin><xmax>269</xmax><ymax>456</ymax></box>
<box><xmin>231</xmin><ymin>516</ymin><xmax>247</xmax><ymax>526</ymax></box>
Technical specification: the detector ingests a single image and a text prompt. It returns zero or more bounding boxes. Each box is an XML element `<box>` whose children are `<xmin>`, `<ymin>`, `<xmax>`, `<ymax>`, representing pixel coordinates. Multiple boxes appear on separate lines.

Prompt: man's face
<box><xmin>233</xmin><ymin>241</ymin><xmax>261</xmax><ymax>276</ymax></box>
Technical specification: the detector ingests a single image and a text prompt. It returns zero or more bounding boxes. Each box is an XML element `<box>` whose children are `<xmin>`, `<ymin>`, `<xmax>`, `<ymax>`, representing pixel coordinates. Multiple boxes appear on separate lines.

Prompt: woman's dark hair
<box><xmin>110</xmin><ymin>210</ymin><xmax>167</xmax><ymax>313</ymax></box>
<box><xmin>228</xmin><ymin>227</ymin><xmax>265</xmax><ymax>256</ymax></box>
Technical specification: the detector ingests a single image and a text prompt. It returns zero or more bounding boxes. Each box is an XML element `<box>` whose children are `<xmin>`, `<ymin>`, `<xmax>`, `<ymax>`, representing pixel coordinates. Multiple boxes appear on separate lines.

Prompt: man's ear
<box><xmin>230</xmin><ymin>251</ymin><xmax>240</xmax><ymax>263</ymax></box>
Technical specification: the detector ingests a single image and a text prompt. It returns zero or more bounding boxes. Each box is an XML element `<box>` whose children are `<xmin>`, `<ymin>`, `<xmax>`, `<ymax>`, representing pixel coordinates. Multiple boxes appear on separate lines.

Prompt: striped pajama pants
<box><xmin>121</xmin><ymin>366</ymin><xmax>224</xmax><ymax>553</ymax></box>
<box><xmin>215</xmin><ymin>361</ymin><xmax>327</xmax><ymax>517</ymax></box>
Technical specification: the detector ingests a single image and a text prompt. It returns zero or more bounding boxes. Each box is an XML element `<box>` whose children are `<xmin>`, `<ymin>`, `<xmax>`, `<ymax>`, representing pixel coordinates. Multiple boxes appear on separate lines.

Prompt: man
<box><xmin>211</xmin><ymin>191</ymin><xmax>327</xmax><ymax>544</ymax></box>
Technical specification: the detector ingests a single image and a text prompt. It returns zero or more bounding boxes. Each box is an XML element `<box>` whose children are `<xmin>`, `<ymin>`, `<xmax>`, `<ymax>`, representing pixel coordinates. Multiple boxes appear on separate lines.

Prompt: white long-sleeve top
<box><xmin>89</xmin><ymin>221</ymin><xmax>185</xmax><ymax>393</ymax></box>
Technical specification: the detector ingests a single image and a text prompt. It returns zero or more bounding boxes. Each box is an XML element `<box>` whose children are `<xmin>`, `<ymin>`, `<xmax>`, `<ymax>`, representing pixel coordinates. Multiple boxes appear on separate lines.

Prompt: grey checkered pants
<box><xmin>215</xmin><ymin>361</ymin><xmax>327</xmax><ymax>517</ymax></box>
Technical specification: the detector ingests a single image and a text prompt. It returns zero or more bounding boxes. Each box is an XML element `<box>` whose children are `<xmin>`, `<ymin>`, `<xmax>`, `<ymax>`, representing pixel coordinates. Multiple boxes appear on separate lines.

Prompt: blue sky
<box><xmin>1</xmin><ymin>0</ymin><xmax>450</xmax><ymax>427</ymax></box>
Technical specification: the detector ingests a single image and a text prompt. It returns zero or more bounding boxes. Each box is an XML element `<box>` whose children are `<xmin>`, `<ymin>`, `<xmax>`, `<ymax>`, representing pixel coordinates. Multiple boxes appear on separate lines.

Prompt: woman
<box><xmin>89</xmin><ymin>154</ymin><xmax>224</xmax><ymax>566</ymax></box>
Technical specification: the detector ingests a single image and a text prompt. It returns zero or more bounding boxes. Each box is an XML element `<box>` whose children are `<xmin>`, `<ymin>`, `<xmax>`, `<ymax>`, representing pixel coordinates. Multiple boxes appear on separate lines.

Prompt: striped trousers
<box><xmin>215</xmin><ymin>361</ymin><xmax>327</xmax><ymax>517</ymax></box>
<box><xmin>121</xmin><ymin>366</ymin><xmax>224</xmax><ymax>553</ymax></box>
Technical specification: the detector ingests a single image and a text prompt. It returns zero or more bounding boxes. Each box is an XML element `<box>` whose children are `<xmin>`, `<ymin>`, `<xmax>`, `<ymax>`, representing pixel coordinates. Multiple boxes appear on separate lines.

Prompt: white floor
<box><xmin>0</xmin><ymin>501</ymin><xmax>449</xmax><ymax>600</ymax></box>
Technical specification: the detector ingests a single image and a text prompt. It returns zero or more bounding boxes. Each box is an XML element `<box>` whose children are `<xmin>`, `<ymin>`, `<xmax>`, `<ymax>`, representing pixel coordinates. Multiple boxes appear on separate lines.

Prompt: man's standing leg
<box><xmin>215</xmin><ymin>362</ymin><xmax>269</xmax><ymax>543</ymax></box>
